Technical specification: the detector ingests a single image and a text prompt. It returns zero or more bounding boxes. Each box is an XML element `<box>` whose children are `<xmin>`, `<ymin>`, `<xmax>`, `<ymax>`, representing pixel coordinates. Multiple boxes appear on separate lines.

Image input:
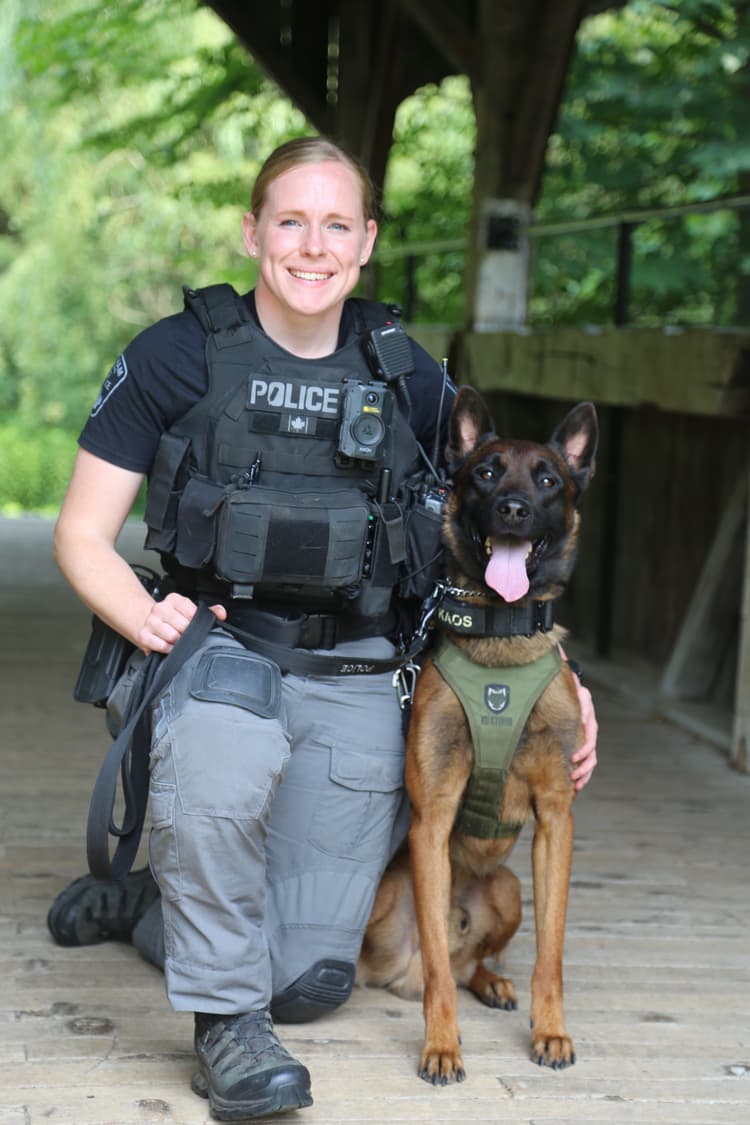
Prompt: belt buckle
<box><xmin>301</xmin><ymin>613</ymin><xmax>337</xmax><ymax>650</ymax></box>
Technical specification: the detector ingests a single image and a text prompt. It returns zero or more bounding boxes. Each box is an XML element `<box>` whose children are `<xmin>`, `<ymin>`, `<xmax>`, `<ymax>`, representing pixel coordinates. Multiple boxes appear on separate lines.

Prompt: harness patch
<box><xmin>485</xmin><ymin>684</ymin><xmax>509</xmax><ymax>713</ymax></box>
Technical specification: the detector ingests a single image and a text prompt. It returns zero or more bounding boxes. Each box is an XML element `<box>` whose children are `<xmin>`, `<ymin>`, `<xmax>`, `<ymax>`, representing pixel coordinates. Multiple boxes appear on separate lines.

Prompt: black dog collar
<box><xmin>436</xmin><ymin>592</ymin><xmax>554</xmax><ymax>638</ymax></box>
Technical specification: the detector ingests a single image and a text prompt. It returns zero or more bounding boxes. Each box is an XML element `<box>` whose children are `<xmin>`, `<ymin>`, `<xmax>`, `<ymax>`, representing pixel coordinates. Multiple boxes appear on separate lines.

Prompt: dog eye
<box><xmin>540</xmin><ymin>474</ymin><xmax>556</xmax><ymax>488</ymax></box>
<box><xmin>478</xmin><ymin>468</ymin><xmax>495</xmax><ymax>482</ymax></box>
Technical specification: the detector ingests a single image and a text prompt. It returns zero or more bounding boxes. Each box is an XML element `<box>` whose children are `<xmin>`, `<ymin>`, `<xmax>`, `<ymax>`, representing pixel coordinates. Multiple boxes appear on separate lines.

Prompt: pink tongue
<box><xmin>484</xmin><ymin>541</ymin><xmax>531</xmax><ymax>602</ymax></box>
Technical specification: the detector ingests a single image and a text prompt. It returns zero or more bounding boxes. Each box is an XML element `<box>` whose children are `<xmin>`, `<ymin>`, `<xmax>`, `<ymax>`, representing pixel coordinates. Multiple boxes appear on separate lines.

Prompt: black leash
<box><xmin>86</xmin><ymin>596</ymin><xmax>442</xmax><ymax>880</ymax></box>
<box><xmin>85</xmin><ymin>603</ymin><xmax>426</xmax><ymax>880</ymax></box>
<box><xmin>86</xmin><ymin>603</ymin><xmax>217</xmax><ymax>881</ymax></box>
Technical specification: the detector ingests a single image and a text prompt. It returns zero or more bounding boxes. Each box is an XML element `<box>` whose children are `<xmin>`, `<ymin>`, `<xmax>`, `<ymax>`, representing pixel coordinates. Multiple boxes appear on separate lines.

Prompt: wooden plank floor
<box><xmin>2</xmin><ymin>515</ymin><xmax>750</xmax><ymax>1125</ymax></box>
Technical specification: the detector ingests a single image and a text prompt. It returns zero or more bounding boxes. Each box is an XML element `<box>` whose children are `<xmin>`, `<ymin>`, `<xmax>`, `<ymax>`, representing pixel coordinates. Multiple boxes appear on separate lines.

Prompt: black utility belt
<box><xmin>219</xmin><ymin>604</ymin><xmax>397</xmax><ymax>651</ymax></box>
<box><xmin>223</xmin><ymin>622</ymin><xmax>408</xmax><ymax>677</ymax></box>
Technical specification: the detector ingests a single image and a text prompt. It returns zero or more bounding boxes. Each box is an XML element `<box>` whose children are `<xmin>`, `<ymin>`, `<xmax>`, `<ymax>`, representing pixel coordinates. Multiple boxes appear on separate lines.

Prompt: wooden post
<box><xmin>732</xmin><ymin>456</ymin><xmax>750</xmax><ymax>772</ymax></box>
<box><xmin>473</xmin><ymin>199</ymin><xmax>531</xmax><ymax>329</ymax></box>
<box><xmin>595</xmin><ymin>222</ymin><xmax>633</xmax><ymax>656</ymax></box>
<box><xmin>660</xmin><ymin>473</ymin><xmax>747</xmax><ymax>703</ymax></box>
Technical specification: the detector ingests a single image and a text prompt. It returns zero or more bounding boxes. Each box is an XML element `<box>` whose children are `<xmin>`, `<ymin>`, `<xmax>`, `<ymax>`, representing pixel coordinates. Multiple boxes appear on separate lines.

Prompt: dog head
<box><xmin>443</xmin><ymin>387</ymin><xmax>598</xmax><ymax>603</ymax></box>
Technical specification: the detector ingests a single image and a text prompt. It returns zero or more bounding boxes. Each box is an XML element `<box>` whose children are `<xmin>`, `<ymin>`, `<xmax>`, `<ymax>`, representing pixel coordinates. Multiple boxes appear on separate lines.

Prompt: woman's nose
<box><xmin>301</xmin><ymin>222</ymin><xmax>324</xmax><ymax>254</ymax></box>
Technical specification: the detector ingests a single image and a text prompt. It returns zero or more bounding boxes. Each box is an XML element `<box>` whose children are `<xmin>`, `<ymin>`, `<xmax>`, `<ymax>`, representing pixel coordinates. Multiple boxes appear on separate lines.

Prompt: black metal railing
<box><xmin>373</xmin><ymin>193</ymin><xmax>750</xmax><ymax>326</ymax></box>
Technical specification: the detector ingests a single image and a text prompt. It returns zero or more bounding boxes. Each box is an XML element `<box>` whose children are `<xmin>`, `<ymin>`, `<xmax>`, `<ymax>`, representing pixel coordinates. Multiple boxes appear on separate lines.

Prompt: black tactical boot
<box><xmin>46</xmin><ymin>867</ymin><xmax>160</xmax><ymax>947</ymax></box>
<box><xmin>192</xmin><ymin>1009</ymin><xmax>313</xmax><ymax>1120</ymax></box>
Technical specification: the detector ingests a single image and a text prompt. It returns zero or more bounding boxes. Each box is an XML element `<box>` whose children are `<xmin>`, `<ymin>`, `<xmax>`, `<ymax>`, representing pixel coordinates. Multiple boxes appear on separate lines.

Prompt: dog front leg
<box><xmin>529</xmin><ymin>806</ymin><xmax>575</xmax><ymax>1068</ymax></box>
<box><xmin>409</xmin><ymin>807</ymin><xmax>465</xmax><ymax>1084</ymax></box>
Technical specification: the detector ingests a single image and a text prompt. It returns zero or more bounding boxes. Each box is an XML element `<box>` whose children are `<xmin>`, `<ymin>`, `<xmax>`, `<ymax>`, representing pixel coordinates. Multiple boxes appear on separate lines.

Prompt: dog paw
<box><xmin>468</xmin><ymin>966</ymin><xmax>518</xmax><ymax>1011</ymax></box>
<box><xmin>418</xmin><ymin>1044</ymin><xmax>466</xmax><ymax>1085</ymax></box>
<box><xmin>530</xmin><ymin>1033</ymin><xmax>576</xmax><ymax>1069</ymax></box>
<box><xmin>484</xmin><ymin>980</ymin><xmax>518</xmax><ymax>1010</ymax></box>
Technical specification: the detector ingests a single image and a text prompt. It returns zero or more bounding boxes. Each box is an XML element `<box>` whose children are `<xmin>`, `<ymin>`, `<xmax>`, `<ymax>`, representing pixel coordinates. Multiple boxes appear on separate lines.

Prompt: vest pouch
<box><xmin>173</xmin><ymin>477</ymin><xmax>225</xmax><ymax>568</ymax></box>
<box><xmin>144</xmin><ymin>432</ymin><xmax>192</xmax><ymax>553</ymax></box>
<box><xmin>353</xmin><ymin>501</ymin><xmax>405</xmax><ymax>617</ymax></box>
<box><xmin>214</xmin><ymin>486</ymin><xmax>370</xmax><ymax>589</ymax></box>
<box><xmin>400</xmin><ymin>500</ymin><xmax>445</xmax><ymax>602</ymax></box>
<box><xmin>74</xmin><ymin>566</ymin><xmax>162</xmax><ymax>708</ymax></box>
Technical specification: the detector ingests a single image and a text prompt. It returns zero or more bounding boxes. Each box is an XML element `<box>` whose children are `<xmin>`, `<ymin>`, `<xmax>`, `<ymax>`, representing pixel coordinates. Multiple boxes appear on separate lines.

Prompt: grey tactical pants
<box><xmin>141</xmin><ymin>628</ymin><xmax>408</xmax><ymax>1015</ymax></box>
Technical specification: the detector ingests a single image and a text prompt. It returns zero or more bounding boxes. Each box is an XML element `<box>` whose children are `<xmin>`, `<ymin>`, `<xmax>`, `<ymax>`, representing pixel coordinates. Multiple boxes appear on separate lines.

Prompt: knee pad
<box><xmin>271</xmin><ymin>959</ymin><xmax>355</xmax><ymax>1023</ymax></box>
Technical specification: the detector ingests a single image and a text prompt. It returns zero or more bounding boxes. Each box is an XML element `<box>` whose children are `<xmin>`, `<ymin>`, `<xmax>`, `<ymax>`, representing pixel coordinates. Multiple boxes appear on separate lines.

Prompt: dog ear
<box><xmin>550</xmin><ymin>402</ymin><xmax>598</xmax><ymax>492</ymax></box>
<box><xmin>446</xmin><ymin>386</ymin><xmax>495</xmax><ymax>464</ymax></box>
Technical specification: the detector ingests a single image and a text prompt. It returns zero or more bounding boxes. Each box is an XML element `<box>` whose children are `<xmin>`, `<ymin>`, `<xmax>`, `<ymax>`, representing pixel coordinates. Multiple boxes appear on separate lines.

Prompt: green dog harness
<box><xmin>432</xmin><ymin>636</ymin><xmax>562</xmax><ymax>839</ymax></box>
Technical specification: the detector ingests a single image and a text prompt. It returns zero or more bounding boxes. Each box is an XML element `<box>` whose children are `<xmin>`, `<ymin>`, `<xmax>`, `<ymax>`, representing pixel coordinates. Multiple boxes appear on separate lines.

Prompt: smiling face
<box><xmin>242</xmin><ymin>159</ymin><xmax>378</xmax><ymax>355</ymax></box>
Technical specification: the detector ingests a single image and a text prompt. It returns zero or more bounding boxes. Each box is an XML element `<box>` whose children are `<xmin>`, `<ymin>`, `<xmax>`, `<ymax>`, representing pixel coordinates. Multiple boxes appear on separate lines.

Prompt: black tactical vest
<box><xmin>144</xmin><ymin>284</ymin><xmax>423</xmax><ymax>617</ymax></box>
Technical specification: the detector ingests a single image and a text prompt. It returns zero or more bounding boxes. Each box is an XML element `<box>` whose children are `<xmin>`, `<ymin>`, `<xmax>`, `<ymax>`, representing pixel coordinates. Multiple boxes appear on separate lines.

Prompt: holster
<box><xmin>73</xmin><ymin>566</ymin><xmax>164</xmax><ymax>708</ymax></box>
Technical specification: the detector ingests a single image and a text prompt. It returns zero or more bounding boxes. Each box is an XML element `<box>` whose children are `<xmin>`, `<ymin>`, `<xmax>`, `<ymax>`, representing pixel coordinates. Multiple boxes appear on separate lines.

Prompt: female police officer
<box><xmin>52</xmin><ymin>137</ymin><xmax>598</xmax><ymax>1120</ymax></box>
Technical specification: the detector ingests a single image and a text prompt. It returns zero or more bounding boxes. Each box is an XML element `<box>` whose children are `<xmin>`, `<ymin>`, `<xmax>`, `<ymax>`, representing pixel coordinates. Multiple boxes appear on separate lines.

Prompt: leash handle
<box><xmin>86</xmin><ymin>603</ymin><xmax>217</xmax><ymax>881</ymax></box>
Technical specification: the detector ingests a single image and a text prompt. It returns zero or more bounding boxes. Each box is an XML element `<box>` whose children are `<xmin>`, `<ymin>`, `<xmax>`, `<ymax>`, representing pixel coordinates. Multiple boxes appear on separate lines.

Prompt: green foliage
<box><xmin>379</xmin><ymin>76</ymin><xmax>475</xmax><ymax>324</ymax></box>
<box><xmin>0</xmin><ymin>425</ymin><xmax>77</xmax><ymax>514</ymax></box>
<box><xmin>533</xmin><ymin>0</ymin><xmax>750</xmax><ymax>325</ymax></box>
<box><xmin>2</xmin><ymin>0</ymin><xmax>749</xmax><ymax>512</ymax></box>
<box><xmin>0</xmin><ymin>0</ymin><xmax>306</xmax><ymax>442</ymax></box>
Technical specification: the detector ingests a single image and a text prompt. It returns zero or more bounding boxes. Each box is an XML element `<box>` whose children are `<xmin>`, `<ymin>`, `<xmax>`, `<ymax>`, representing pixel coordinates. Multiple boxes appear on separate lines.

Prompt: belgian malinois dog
<box><xmin>358</xmin><ymin>386</ymin><xmax>598</xmax><ymax>1083</ymax></box>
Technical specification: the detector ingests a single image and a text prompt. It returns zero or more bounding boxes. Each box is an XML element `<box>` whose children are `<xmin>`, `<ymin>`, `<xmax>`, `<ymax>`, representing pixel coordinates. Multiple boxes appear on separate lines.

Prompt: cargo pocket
<box><xmin>149</xmin><ymin>782</ymin><xmax>180</xmax><ymax>902</ymax></box>
<box><xmin>171</xmin><ymin>645</ymin><xmax>287</xmax><ymax>819</ymax></box>
<box><xmin>309</xmin><ymin>745</ymin><xmax>404</xmax><ymax>863</ymax></box>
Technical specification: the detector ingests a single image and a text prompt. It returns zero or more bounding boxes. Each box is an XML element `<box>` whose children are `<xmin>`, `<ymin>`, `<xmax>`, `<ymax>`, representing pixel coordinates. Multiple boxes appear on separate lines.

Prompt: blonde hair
<box><xmin>251</xmin><ymin>137</ymin><xmax>378</xmax><ymax>224</ymax></box>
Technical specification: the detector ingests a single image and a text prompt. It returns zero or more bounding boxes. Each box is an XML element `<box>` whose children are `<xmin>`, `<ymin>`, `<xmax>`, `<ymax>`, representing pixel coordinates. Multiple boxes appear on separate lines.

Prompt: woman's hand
<box><xmin>137</xmin><ymin>592</ymin><xmax>227</xmax><ymax>654</ymax></box>
<box><xmin>570</xmin><ymin>678</ymin><xmax>598</xmax><ymax>791</ymax></box>
<box><xmin>557</xmin><ymin>644</ymin><xmax>598</xmax><ymax>791</ymax></box>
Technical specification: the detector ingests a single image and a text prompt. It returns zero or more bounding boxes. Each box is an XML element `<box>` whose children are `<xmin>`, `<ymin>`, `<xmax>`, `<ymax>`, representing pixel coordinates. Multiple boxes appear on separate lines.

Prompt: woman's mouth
<box><xmin>288</xmin><ymin>268</ymin><xmax>332</xmax><ymax>282</ymax></box>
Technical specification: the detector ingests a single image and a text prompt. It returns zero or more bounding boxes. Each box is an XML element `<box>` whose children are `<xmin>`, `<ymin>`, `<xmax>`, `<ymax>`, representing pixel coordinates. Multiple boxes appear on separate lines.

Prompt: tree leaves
<box><xmin>2</xmin><ymin>0</ymin><xmax>750</xmax><ymax>513</ymax></box>
<box><xmin>0</xmin><ymin>0</ymin><xmax>305</xmax><ymax>441</ymax></box>
<box><xmin>535</xmin><ymin>0</ymin><xmax>750</xmax><ymax>325</ymax></box>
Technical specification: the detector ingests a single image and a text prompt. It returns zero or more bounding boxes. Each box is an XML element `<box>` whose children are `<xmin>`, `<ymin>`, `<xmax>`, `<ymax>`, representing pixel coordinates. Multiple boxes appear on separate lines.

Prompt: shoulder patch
<box><xmin>91</xmin><ymin>355</ymin><xmax>128</xmax><ymax>417</ymax></box>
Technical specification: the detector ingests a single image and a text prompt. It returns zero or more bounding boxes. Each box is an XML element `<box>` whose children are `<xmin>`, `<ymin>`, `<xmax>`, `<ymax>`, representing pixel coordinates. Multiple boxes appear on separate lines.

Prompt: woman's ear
<box><xmin>242</xmin><ymin>212</ymin><xmax>259</xmax><ymax>258</ymax></box>
<box><xmin>360</xmin><ymin>218</ymin><xmax>378</xmax><ymax>266</ymax></box>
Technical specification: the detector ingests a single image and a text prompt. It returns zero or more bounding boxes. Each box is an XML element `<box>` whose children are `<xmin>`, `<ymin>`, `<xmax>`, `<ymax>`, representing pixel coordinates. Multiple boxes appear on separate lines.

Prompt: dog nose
<box><xmin>497</xmin><ymin>496</ymin><xmax>531</xmax><ymax>526</ymax></box>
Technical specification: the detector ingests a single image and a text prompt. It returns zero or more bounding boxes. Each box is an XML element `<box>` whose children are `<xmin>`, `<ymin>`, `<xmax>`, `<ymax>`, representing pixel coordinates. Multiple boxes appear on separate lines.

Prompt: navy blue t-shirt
<box><xmin>80</xmin><ymin>290</ymin><xmax>454</xmax><ymax>475</ymax></box>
